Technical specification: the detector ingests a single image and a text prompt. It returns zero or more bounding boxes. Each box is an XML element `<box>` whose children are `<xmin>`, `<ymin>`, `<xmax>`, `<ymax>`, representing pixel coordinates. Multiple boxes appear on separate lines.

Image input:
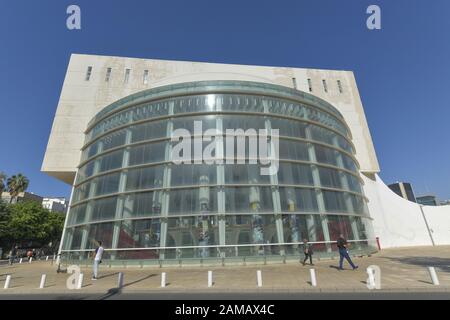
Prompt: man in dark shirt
<box><xmin>337</xmin><ymin>234</ymin><xmax>358</xmax><ymax>270</ymax></box>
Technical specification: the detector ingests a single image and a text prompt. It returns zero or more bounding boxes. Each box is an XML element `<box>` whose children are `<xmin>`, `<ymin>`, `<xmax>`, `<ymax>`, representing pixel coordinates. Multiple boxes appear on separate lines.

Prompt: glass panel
<box><xmin>318</xmin><ymin>167</ymin><xmax>342</xmax><ymax>189</ymax></box>
<box><xmin>99</xmin><ymin>150</ymin><xmax>124</xmax><ymax>173</ymax></box>
<box><xmin>323</xmin><ymin>190</ymin><xmax>348</xmax><ymax>213</ymax></box>
<box><xmin>122</xmin><ymin>191</ymin><xmax>163</xmax><ymax>218</ymax></box>
<box><xmin>279</xmin><ymin>187</ymin><xmax>318</xmax><ymax>212</ymax></box>
<box><xmin>270</xmin><ymin>117</ymin><xmax>307</xmax><ymax>139</ymax></box>
<box><xmin>117</xmin><ymin>219</ymin><xmax>161</xmax><ymax>248</ymax></box>
<box><xmin>170</xmin><ymin>164</ymin><xmax>217</xmax><ymax>187</ymax></box>
<box><xmin>224</xmin><ymin>215</ymin><xmax>278</xmax><ymax>256</ymax></box>
<box><xmin>128</xmin><ymin>142</ymin><xmax>166</xmax><ymax>166</ymax></box>
<box><xmin>130</xmin><ymin>120</ymin><xmax>168</xmax><ymax>143</ymax></box>
<box><xmin>168</xmin><ymin>188</ymin><xmax>218</xmax><ymax>215</ymax></box>
<box><xmin>279</xmin><ymin>140</ymin><xmax>309</xmax><ymax>161</ymax></box>
<box><xmin>126</xmin><ymin>165</ymin><xmax>165</xmax><ymax>191</ymax></box>
<box><xmin>68</xmin><ymin>203</ymin><xmax>87</xmax><ymax>225</ymax></box>
<box><xmin>225</xmin><ymin>187</ymin><xmax>273</xmax><ymax>213</ymax></box>
<box><xmin>94</xmin><ymin>173</ymin><xmax>121</xmax><ymax>196</ymax></box>
<box><xmin>224</xmin><ymin>164</ymin><xmax>270</xmax><ymax>185</ymax></box>
<box><xmin>277</xmin><ymin>162</ymin><xmax>314</xmax><ymax>186</ymax></box>
<box><xmin>90</xmin><ymin>197</ymin><xmax>118</xmax><ymax>221</ymax></box>
<box><xmin>86</xmin><ymin>222</ymin><xmax>114</xmax><ymax>249</ymax></box>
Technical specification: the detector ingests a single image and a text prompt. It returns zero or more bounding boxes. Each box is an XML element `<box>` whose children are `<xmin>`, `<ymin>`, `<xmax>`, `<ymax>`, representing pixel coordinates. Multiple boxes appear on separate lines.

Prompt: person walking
<box><xmin>301</xmin><ymin>239</ymin><xmax>314</xmax><ymax>266</ymax></box>
<box><xmin>337</xmin><ymin>234</ymin><xmax>358</xmax><ymax>270</ymax></box>
<box><xmin>8</xmin><ymin>246</ymin><xmax>18</xmax><ymax>265</ymax></box>
<box><xmin>91</xmin><ymin>241</ymin><xmax>104</xmax><ymax>280</ymax></box>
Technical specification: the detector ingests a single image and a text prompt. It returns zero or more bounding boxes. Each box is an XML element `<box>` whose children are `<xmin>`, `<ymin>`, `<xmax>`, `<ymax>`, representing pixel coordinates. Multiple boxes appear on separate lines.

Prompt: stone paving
<box><xmin>1</xmin><ymin>246</ymin><xmax>449</xmax><ymax>295</ymax></box>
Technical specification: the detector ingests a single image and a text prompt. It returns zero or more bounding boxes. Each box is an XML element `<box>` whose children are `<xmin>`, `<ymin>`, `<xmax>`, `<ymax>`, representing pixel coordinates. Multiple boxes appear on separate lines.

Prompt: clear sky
<box><xmin>0</xmin><ymin>0</ymin><xmax>449</xmax><ymax>201</ymax></box>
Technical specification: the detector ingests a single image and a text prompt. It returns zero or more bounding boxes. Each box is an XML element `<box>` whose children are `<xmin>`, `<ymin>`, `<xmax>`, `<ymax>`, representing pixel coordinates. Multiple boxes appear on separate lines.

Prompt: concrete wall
<box><xmin>363</xmin><ymin>173</ymin><xmax>450</xmax><ymax>248</ymax></box>
<box><xmin>41</xmin><ymin>53</ymin><xmax>380</xmax><ymax>184</ymax></box>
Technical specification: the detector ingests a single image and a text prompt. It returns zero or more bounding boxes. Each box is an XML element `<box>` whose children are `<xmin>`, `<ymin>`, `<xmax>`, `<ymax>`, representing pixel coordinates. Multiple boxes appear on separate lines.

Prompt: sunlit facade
<box><xmin>61</xmin><ymin>80</ymin><xmax>375</xmax><ymax>264</ymax></box>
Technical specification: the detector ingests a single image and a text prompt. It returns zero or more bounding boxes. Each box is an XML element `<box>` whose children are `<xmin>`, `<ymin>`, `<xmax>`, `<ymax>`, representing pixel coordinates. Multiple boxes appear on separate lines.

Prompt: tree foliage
<box><xmin>0</xmin><ymin>201</ymin><xmax>64</xmax><ymax>250</ymax></box>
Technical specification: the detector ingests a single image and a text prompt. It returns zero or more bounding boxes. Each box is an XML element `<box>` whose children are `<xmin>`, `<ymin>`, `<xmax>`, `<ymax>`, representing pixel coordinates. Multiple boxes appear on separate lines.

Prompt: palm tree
<box><xmin>0</xmin><ymin>172</ymin><xmax>6</xmax><ymax>196</ymax></box>
<box><xmin>6</xmin><ymin>174</ymin><xmax>29</xmax><ymax>203</ymax></box>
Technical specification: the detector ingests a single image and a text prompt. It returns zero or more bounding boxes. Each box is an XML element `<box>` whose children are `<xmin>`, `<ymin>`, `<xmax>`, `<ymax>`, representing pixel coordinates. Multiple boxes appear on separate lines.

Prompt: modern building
<box><xmin>42</xmin><ymin>54</ymin><xmax>450</xmax><ymax>265</ymax></box>
<box><xmin>416</xmin><ymin>195</ymin><xmax>439</xmax><ymax>206</ymax></box>
<box><xmin>388</xmin><ymin>182</ymin><xmax>417</xmax><ymax>202</ymax></box>
<box><xmin>42</xmin><ymin>197</ymin><xmax>69</xmax><ymax>214</ymax></box>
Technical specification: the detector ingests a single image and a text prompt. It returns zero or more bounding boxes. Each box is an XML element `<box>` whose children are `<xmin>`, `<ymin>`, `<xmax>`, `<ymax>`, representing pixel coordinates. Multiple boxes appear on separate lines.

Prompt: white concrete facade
<box><xmin>42</xmin><ymin>53</ymin><xmax>450</xmax><ymax>249</ymax></box>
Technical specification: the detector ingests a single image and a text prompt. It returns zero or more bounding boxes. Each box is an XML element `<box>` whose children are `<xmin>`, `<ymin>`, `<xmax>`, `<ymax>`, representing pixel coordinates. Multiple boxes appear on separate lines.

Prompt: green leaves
<box><xmin>6</xmin><ymin>173</ymin><xmax>29</xmax><ymax>203</ymax></box>
<box><xmin>0</xmin><ymin>201</ymin><xmax>64</xmax><ymax>248</ymax></box>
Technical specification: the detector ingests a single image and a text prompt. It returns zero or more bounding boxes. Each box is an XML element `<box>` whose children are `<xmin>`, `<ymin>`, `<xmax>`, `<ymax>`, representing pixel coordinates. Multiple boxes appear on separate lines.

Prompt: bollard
<box><xmin>77</xmin><ymin>273</ymin><xmax>84</xmax><ymax>289</ymax></box>
<box><xmin>118</xmin><ymin>272</ymin><xmax>124</xmax><ymax>289</ymax></box>
<box><xmin>428</xmin><ymin>267</ymin><xmax>440</xmax><ymax>285</ymax></box>
<box><xmin>4</xmin><ymin>275</ymin><xmax>11</xmax><ymax>289</ymax></box>
<box><xmin>309</xmin><ymin>268</ymin><xmax>317</xmax><ymax>287</ymax></box>
<box><xmin>366</xmin><ymin>267</ymin><xmax>375</xmax><ymax>288</ymax></box>
<box><xmin>256</xmin><ymin>270</ymin><xmax>262</xmax><ymax>287</ymax></box>
<box><xmin>208</xmin><ymin>271</ymin><xmax>213</xmax><ymax>288</ymax></box>
<box><xmin>39</xmin><ymin>274</ymin><xmax>47</xmax><ymax>289</ymax></box>
<box><xmin>46</xmin><ymin>256</ymin><xmax>49</xmax><ymax>261</ymax></box>
<box><xmin>29</xmin><ymin>257</ymin><xmax>32</xmax><ymax>263</ymax></box>
<box><xmin>376</xmin><ymin>237</ymin><xmax>381</xmax><ymax>250</ymax></box>
<box><xmin>161</xmin><ymin>272</ymin><xmax>166</xmax><ymax>288</ymax></box>
<box><xmin>19</xmin><ymin>258</ymin><xmax>23</xmax><ymax>264</ymax></box>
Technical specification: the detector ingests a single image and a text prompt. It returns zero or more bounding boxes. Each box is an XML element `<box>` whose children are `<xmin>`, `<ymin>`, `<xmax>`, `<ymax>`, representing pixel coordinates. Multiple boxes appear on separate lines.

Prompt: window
<box><xmin>143</xmin><ymin>70</ymin><xmax>149</xmax><ymax>85</ymax></box>
<box><xmin>307</xmin><ymin>78</ymin><xmax>312</xmax><ymax>92</ymax></box>
<box><xmin>292</xmin><ymin>77</ymin><xmax>297</xmax><ymax>89</ymax></box>
<box><xmin>105</xmin><ymin>68</ymin><xmax>112</xmax><ymax>82</ymax></box>
<box><xmin>85</xmin><ymin>66</ymin><xmax>92</xmax><ymax>81</ymax></box>
<box><xmin>322</xmin><ymin>79</ymin><xmax>328</xmax><ymax>93</ymax></box>
<box><xmin>124</xmin><ymin>68</ymin><xmax>131</xmax><ymax>84</ymax></box>
<box><xmin>337</xmin><ymin>80</ymin><xmax>343</xmax><ymax>93</ymax></box>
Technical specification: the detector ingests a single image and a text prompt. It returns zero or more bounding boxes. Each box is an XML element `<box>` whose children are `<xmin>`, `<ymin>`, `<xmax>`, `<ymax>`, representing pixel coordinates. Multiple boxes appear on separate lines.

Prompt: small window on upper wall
<box><xmin>105</xmin><ymin>68</ymin><xmax>112</xmax><ymax>82</ymax></box>
<box><xmin>307</xmin><ymin>78</ymin><xmax>313</xmax><ymax>92</ymax></box>
<box><xmin>143</xmin><ymin>70</ymin><xmax>149</xmax><ymax>85</ymax></box>
<box><xmin>124</xmin><ymin>68</ymin><xmax>131</xmax><ymax>84</ymax></box>
<box><xmin>85</xmin><ymin>66</ymin><xmax>93</xmax><ymax>81</ymax></box>
<box><xmin>292</xmin><ymin>77</ymin><xmax>297</xmax><ymax>89</ymax></box>
<box><xmin>337</xmin><ymin>80</ymin><xmax>343</xmax><ymax>93</ymax></box>
<box><xmin>322</xmin><ymin>79</ymin><xmax>328</xmax><ymax>93</ymax></box>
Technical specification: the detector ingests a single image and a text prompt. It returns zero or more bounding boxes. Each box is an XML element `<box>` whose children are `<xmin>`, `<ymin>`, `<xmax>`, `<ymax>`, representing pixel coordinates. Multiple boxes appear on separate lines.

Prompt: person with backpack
<box><xmin>337</xmin><ymin>234</ymin><xmax>358</xmax><ymax>270</ymax></box>
<box><xmin>91</xmin><ymin>240</ymin><xmax>104</xmax><ymax>280</ymax></box>
<box><xmin>301</xmin><ymin>239</ymin><xmax>314</xmax><ymax>266</ymax></box>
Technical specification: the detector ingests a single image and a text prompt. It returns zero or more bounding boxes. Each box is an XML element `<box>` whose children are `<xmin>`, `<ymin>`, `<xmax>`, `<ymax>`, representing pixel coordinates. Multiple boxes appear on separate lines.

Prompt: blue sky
<box><xmin>0</xmin><ymin>0</ymin><xmax>449</xmax><ymax>201</ymax></box>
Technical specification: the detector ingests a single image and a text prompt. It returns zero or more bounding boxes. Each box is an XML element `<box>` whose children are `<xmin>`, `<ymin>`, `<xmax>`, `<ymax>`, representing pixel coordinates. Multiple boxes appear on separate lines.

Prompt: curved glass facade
<box><xmin>62</xmin><ymin>80</ymin><xmax>376</xmax><ymax>264</ymax></box>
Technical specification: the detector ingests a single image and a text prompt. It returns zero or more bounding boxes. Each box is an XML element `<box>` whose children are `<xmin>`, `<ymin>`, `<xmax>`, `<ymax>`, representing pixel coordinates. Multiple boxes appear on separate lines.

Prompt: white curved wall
<box><xmin>363</xmin><ymin>173</ymin><xmax>450</xmax><ymax>248</ymax></box>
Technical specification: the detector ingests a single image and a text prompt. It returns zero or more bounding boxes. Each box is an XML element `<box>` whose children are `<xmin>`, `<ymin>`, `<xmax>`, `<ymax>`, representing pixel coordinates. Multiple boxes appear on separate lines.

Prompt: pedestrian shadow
<box><xmin>123</xmin><ymin>274</ymin><xmax>157</xmax><ymax>288</ymax></box>
<box><xmin>381</xmin><ymin>256</ymin><xmax>450</xmax><ymax>273</ymax></box>
<box><xmin>329</xmin><ymin>265</ymin><xmax>341</xmax><ymax>270</ymax></box>
<box><xmin>98</xmin><ymin>272</ymin><xmax>120</xmax><ymax>279</ymax></box>
<box><xmin>417</xmin><ymin>280</ymin><xmax>434</xmax><ymax>285</ymax></box>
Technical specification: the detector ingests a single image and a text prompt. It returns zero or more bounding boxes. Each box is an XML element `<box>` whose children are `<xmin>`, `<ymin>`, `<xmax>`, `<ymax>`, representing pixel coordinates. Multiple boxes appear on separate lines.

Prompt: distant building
<box><xmin>0</xmin><ymin>191</ymin><xmax>43</xmax><ymax>204</ymax></box>
<box><xmin>388</xmin><ymin>182</ymin><xmax>417</xmax><ymax>202</ymax></box>
<box><xmin>416</xmin><ymin>195</ymin><xmax>439</xmax><ymax>206</ymax></box>
<box><xmin>440</xmin><ymin>200</ymin><xmax>450</xmax><ymax>206</ymax></box>
<box><xmin>42</xmin><ymin>197</ymin><xmax>69</xmax><ymax>214</ymax></box>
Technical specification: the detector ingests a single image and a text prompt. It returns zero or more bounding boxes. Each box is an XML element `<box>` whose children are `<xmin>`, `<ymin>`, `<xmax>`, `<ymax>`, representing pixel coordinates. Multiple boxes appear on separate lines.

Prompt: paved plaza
<box><xmin>1</xmin><ymin>246</ymin><xmax>450</xmax><ymax>298</ymax></box>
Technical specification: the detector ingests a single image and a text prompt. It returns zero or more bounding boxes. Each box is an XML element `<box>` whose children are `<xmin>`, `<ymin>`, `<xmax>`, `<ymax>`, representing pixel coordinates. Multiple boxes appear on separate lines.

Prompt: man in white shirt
<box><xmin>92</xmin><ymin>241</ymin><xmax>104</xmax><ymax>280</ymax></box>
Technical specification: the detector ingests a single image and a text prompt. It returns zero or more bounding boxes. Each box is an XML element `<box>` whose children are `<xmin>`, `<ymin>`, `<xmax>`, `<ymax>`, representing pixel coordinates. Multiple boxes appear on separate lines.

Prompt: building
<box><xmin>42</xmin><ymin>197</ymin><xmax>69</xmax><ymax>214</ymax></box>
<box><xmin>416</xmin><ymin>195</ymin><xmax>439</xmax><ymax>206</ymax></box>
<box><xmin>388</xmin><ymin>182</ymin><xmax>417</xmax><ymax>202</ymax></box>
<box><xmin>0</xmin><ymin>191</ymin><xmax>43</xmax><ymax>205</ymax></box>
<box><xmin>440</xmin><ymin>200</ymin><xmax>450</xmax><ymax>206</ymax></box>
<box><xmin>42</xmin><ymin>54</ymin><xmax>450</xmax><ymax>265</ymax></box>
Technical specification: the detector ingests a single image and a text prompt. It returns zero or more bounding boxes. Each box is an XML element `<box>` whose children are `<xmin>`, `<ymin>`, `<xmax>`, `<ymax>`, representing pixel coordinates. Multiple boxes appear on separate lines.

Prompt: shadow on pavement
<box><xmin>382</xmin><ymin>256</ymin><xmax>450</xmax><ymax>273</ymax></box>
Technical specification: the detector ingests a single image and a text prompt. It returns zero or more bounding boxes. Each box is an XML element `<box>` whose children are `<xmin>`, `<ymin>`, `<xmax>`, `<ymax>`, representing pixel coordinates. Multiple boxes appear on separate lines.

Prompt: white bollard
<box><xmin>161</xmin><ymin>272</ymin><xmax>166</xmax><ymax>288</ymax></box>
<box><xmin>19</xmin><ymin>258</ymin><xmax>23</xmax><ymax>264</ymax></box>
<box><xmin>39</xmin><ymin>274</ymin><xmax>47</xmax><ymax>289</ymax></box>
<box><xmin>428</xmin><ymin>267</ymin><xmax>440</xmax><ymax>285</ymax></box>
<box><xmin>208</xmin><ymin>271</ymin><xmax>213</xmax><ymax>287</ymax></box>
<box><xmin>118</xmin><ymin>272</ymin><xmax>124</xmax><ymax>288</ymax></box>
<box><xmin>256</xmin><ymin>270</ymin><xmax>262</xmax><ymax>287</ymax></box>
<box><xmin>4</xmin><ymin>275</ymin><xmax>11</xmax><ymax>289</ymax></box>
<box><xmin>77</xmin><ymin>273</ymin><xmax>84</xmax><ymax>289</ymax></box>
<box><xmin>46</xmin><ymin>256</ymin><xmax>49</xmax><ymax>261</ymax></box>
<box><xmin>29</xmin><ymin>257</ymin><xmax>32</xmax><ymax>263</ymax></box>
<box><xmin>309</xmin><ymin>268</ymin><xmax>317</xmax><ymax>287</ymax></box>
<box><xmin>366</xmin><ymin>267</ymin><xmax>375</xmax><ymax>288</ymax></box>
